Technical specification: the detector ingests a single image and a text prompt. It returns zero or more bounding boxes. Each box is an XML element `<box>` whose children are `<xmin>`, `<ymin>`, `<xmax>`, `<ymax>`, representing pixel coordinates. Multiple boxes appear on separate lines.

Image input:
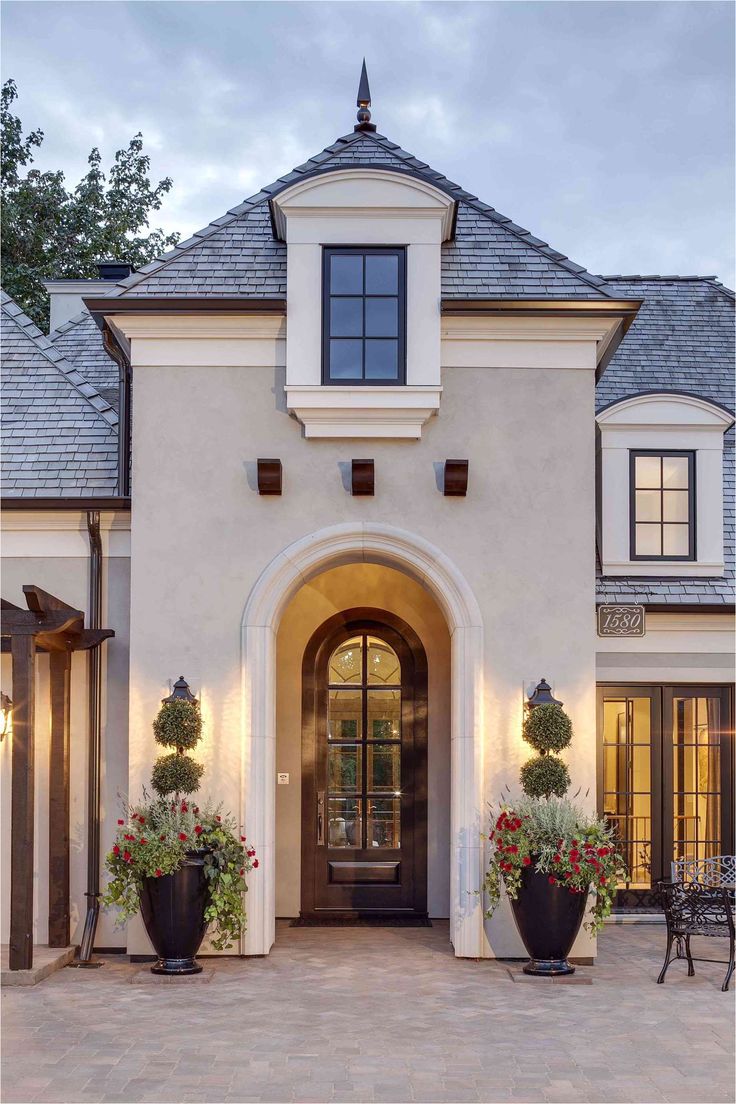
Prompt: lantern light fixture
<box><xmin>0</xmin><ymin>692</ymin><xmax>12</xmax><ymax>740</ymax></box>
<box><xmin>526</xmin><ymin>678</ymin><xmax>563</xmax><ymax>710</ymax></box>
<box><xmin>162</xmin><ymin>676</ymin><xmax>198</xmax><ymax>704</ymax></box>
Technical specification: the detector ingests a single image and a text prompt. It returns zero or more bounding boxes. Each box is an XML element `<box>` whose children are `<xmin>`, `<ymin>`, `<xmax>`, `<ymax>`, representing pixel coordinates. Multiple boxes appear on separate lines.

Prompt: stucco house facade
<box><xmin>2</xmin><ymin>77</ymin><xmax>733</xmax><ymax>967</ymax></box>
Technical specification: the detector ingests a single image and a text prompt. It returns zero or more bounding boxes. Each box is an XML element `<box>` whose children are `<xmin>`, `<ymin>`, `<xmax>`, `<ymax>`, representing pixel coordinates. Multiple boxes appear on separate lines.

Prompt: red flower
<box><xmin>252</xmin><ymin>859</ymin><xmax>259</xmax><ymax>868</ymax></box>
<box><xmin>572</xmin><ymin>839</ymin><xmax>578</xmax><ymax>847</ymax></box>
<box><xmin>599</xmin><ymin>875</ymin><xmax>607</xmax><ymax>885</ymax></box>
<box><xmin>194</xmin><ymin>825</ymin><xmax>203</xmax><ymax>835</ymax></box>
<box><xmin>522</xmin><ymin>856</ymin><xmax>531</xmax><ymax>866</ymax></box>
<box><xmin>239</xmin><ymin>868</ymin><xmax>245</xmax><ymax>876</ymax></box>
<box><xmin>565</xmin><ymin>870</ymin><xmax>573</xmax><ymax>879</ymax></box>
<box><xmin>112</xmin><ymin>845</ymin><xmax>120</xmax><ymax>856</ymax></box>
<box><xmin>240</xmin><ymin>836</ymin><xmax>246</xmax><ymax>842</ymax></box>
<box><xmin>556</xmin><ymin>839</ymin><xmax>563</xmax><ymax>848</ymax></box>
<box><xmin>215</xmin><ymin>816</ymin><xmax>221</xmax><ymax>823</ymax></box>
<box><xmin>138</xmin><ymin>816</ymin><xmax>146</xmax><ymax>825</ymax></box>
<box><xmin>117</xmin><ymin>819</ymin><xmax>124</xmax><ymax>825</ymax></box>
<box><xmin>124</xmin><ymin>834</ymin><xmax>135</xmax><ymax>841</ymax></box>
<box><xmin>160</xmin><ymin>834</ymin><xmax>166</xmax><ymax>841</ymax></box>
<box><xmin>139</xmin><ymin>838</ymin><xmax>147</xmax><ymax>846</ymax></box>
<box><xmin>572</xmin><ymin>863</ymin><xmax>581</xmax><ymax>874</ymax></box>
<box><xmin>597</xmin><ymin>847</ymin><xmax>609</xmax><ymax>857</ymax></box>
<box><xmin>569</xmin><ymin>850</ymin><xmax>580</xmax><ymax>863</ymax></box>
<box><xmin>179</xmin><ymin>832</ymin><xmax>188</xmax><ymax>841</ymax></box>
<box><xmin>155</xmin><ymin>869</ymin><xmax>163</xmax><ymax>877</ymax></box>
<box><xmin>123</xmin><ymin>850</ymin><xmax>131</xmax><ymax>862</ymax></box>
<box><xmin>247</xmin><ymin>848</ymin><xmax>256</xmax><ymax>857</ymax></box>
<box><xmin>181</xmin><ymin>803</ymin><xmax>188</xmax><ymax>813</ymax></box>
<box><xmin>548</xmin><ymin>876</ymin><xmax>556</xmax><ymax>885</ymax></box>
<box><xmin>193</xmin><ymin>807</ymin><xmax>199</xmax><ymax>814</ymax></box>
<box><xmin>553</xmin><ymin>853</ymin><xmax>562</xmax><ymax>864</ymax></box>
<box><xmin>507</xmin><ymin>844</ymin><xmax>518</xmax><ymax>854</ymax></box>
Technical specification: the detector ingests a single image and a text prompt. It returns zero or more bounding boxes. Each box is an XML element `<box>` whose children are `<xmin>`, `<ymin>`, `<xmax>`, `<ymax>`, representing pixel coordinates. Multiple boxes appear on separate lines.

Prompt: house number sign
<box><xmin>597</xmin><ymin>604</ymin><xmax>646</xmax><ymax>637</ymax></box>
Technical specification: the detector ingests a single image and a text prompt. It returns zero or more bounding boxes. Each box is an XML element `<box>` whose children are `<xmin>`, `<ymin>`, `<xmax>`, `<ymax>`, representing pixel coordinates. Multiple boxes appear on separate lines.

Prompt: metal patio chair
<box><xmin>657</xmin><ymin>880</ymin><xmax>735</xmax><ymax>992</ymax></box>
<box><xmin>671</xmin><ymin>855</ymin><xmax>736</xmax><ymax>889</ymax></box>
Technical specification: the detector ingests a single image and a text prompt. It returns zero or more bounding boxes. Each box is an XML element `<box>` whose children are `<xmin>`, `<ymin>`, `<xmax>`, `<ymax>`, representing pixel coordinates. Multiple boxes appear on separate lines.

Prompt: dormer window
<box><xmin>323</xmin><ymin>247</ymin><xmax>405</xmax><ymax>384</ymax></box>
<box><xmin>630</xmin><ymin>450</ymin><xmax>695</xmax><ymax>560</ymax></box>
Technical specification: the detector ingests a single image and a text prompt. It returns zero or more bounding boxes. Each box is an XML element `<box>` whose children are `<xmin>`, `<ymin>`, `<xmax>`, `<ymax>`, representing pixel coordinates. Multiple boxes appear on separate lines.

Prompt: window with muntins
<box><xmin>323</xmin><ymin>247</ymin><xmax>406</xmax><ymax>384</ymax></box>
<box><xmin>630</xmin><ymin>450</ymin><xmax>695</xmax><ymax>560</ymax></box>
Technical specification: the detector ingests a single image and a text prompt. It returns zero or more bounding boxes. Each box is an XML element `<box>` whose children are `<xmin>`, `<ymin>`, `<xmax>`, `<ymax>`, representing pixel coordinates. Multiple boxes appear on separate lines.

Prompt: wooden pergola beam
<box><xmin>48</xmin><ymin>651</ymin><xmax>71</xmax><ymax>948</ymax></box>
<box><xmin>9</xmin><ymin>633</ymin><xmax>35</xmax><ymax>971</ymax></box>
<box><xmin>2</xmin><ymin>585</ymin><xmax>114</xmax><ymax>969</ymax></box>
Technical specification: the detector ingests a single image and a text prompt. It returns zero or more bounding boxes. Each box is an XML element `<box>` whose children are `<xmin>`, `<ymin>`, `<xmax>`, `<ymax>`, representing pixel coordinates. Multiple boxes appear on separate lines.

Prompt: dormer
<box><xmin>271</xmin><ymin>167</ymin><xmax>456</xmax><ymax>438</ymax></box>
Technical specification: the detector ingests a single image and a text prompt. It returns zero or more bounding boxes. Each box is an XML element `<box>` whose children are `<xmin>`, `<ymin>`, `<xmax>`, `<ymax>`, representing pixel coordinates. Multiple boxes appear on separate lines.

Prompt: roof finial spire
<box><xmin>355</xmin><ymin>59</ymin><xmax>376</xmax><ymax>132</ymax></box>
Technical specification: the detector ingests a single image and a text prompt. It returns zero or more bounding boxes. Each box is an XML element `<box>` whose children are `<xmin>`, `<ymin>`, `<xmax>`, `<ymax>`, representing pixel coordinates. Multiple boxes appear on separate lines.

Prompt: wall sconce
<box><xmin>163</xmin><ymin>676</ymin><xmax>198</xmax><ymax>704</ymax></box>
<box><xmin>526</xmin><ymin>678</ymin><xmax>563</xmax><ymax>710</ymax></box>
<box><xmin>1</xmin><ymin>692</ymin><xmax>13</xmax><ymax>740</ymax></box>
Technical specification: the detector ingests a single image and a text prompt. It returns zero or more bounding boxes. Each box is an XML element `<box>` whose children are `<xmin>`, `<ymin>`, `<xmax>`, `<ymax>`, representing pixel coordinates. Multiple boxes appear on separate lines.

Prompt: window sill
<box><xmin>284</xmin><ymin>384</ymin><xmax>442</xmax><ymax>439</ymax></box>
<box><xmin>601</xmin><ymin>562</ymin><xmax>725</xmax><ymax>578</ymax></box>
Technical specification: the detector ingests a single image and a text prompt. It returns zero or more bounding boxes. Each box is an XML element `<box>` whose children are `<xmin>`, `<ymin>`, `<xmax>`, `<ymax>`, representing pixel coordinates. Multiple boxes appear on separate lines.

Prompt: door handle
<box><xmin>317</xmin><ymin>791</ymin><xmax>325</xmax><ymax>846</ymax></box>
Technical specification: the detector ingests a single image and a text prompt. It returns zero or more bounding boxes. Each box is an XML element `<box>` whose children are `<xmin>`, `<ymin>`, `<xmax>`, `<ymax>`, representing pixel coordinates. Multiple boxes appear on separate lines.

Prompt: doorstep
<box><xmin>1</xmin><ymin>944</ymin><xmax>76</xmax><ymax>986</ymax></box>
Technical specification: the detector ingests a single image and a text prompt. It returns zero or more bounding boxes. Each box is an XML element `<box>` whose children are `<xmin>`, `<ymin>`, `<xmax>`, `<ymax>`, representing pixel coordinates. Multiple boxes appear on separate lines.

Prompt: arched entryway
<box><xmin>301</xmin><ymin>610</ymin><xmax>428</xmax><ymax>919</ymax></box>
<box><xmin>240</xmin><ymin>522</ymin><xmax>485</xmax><ymax>958</ymax></box>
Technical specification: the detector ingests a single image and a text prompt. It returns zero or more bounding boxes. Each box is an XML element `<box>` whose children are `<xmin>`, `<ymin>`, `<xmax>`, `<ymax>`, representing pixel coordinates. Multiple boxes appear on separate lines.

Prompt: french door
<box><xmin>597</xmin><ymin>684</ymin><xmax>733</xmax><ymax>908</ymax></box>
<box><xmin>301</xmin><ymin>613</ymin><xmax>428</xmax><ymax>917</ymax></box>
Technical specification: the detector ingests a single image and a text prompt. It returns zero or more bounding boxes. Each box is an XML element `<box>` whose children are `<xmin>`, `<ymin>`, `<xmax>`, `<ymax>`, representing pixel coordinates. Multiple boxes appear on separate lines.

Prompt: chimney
<box><xmin>43</xmin><ymin>259</ymin><xmax>133</xmax><ymax>332</ymax></box>
<box><xmin>96</xmin><ymin>260</ymin><xmax>133</xmax><ymax>281</ymax></box>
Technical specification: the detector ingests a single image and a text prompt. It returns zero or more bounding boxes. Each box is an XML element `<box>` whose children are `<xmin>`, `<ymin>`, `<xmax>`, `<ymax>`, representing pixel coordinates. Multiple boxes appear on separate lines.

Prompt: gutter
<box><xmin>77</xmin><ymin>510</ymin><xmax>104</xmax><ymax>964</ymax></box>
<box><xmin>1</xmin><ymin>497</ymin><xmax>130</xmax><ymax>511</ymax></box>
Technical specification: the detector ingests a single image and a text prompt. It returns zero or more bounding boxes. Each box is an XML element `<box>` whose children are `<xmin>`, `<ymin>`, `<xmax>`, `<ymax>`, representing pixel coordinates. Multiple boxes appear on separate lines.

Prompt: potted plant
<box><xmin>483</xmin><ymin>689</ymin><xmax>625</xmax><ymax>976</ymax></box>
<box><xmin>103</xmin><ymin>677</ymin><xmax>258</xmax><ymax>975</ymax></box>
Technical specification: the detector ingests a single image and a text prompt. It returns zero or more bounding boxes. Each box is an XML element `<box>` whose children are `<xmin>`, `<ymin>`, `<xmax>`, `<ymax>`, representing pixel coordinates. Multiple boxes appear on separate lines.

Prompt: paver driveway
<box><xmin>2</xmin><ymin>921</ymin><xmax>733</xmax><ymax>1104</ymax></box>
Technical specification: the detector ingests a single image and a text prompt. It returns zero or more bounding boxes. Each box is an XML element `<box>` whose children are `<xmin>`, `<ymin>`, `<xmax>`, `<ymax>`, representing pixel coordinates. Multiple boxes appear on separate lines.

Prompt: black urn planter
<box><xmin>139</xmin><ymin>850</ymin><xmax>211</xmax><ymax>975</ymax></box>
<box><xmin>509</xmin><ymin>860</ymin><xmax>588</xmax><ymax>976</ymax></box>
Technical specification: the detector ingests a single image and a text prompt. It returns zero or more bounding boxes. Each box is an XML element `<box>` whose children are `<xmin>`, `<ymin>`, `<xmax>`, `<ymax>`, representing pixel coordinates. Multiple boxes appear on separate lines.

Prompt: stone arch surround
<box><xmin>240</xmin><ymin>522</ymin><xmax>486</xmax><ymax>957</ymax></box>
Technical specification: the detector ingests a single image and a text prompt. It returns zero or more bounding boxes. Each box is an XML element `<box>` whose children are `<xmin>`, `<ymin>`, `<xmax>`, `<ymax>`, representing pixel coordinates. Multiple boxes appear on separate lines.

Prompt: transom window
<box><xmin>630</xmin><ymin>450</ymin><xmax>695</xmax><ymax>560</ymax></box>
<box><xmin>322</xmin><ymin>247</ymin><xmax>406</xmax><ymax>384</ymax></box>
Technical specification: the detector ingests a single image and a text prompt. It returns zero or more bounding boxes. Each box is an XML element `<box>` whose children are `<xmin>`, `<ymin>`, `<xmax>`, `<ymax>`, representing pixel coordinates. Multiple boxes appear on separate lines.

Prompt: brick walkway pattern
<box><xmin>2</xmin><ymin>922</ymin><xmax>733</xmax><ymax>1104</ymax></box>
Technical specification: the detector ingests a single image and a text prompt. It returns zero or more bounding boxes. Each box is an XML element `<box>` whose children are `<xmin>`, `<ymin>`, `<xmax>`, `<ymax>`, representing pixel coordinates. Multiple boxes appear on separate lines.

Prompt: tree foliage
<box><xmin>1</xmin><ymin>79</ymin><xmax>179</xmax><ymax>328</ymax></box>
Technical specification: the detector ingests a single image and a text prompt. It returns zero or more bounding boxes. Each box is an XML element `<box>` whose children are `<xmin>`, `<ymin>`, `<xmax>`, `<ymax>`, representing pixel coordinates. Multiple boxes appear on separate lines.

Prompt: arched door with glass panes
<box><xmin>598</xmin><ymin>685</ymin><xmax>733</xmax><ymax>909</ymax></box>
<box><xmin>301</xmin><ymin>614</ymin><xmax>428</xmax><ymax>917</ymax></box>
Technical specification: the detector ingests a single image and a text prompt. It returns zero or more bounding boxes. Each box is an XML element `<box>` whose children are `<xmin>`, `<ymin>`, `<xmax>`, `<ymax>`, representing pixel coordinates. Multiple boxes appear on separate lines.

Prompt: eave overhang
<box><xmin>441</xmin><ymin>297</ymin><xmax>642</xmax><ymax>379</ymax></box>
<box><xmin>84</xmin><ymin>296</ymin><xmax>287</xmax><ymax>316</ymax></box>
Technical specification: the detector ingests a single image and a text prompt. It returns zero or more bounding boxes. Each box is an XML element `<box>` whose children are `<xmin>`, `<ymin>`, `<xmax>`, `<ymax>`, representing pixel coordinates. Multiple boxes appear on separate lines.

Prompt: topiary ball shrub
<box><xmin>153</xmin><ymin>699</ymin><xmax>202</xmax><ymax>751</ymax></box>
<box><xmin>151</xmin><ymin>753</ymin><xmax>204</xmax><ymax>797</ymax></box>
<box><xmin>520</xmin><ymin>755</ymin><xmax>570</xmax><ymax>799</ymax></box>
<box><xmin>522</xmin><ymin>703</ymin><xmax>573</xmax><ymax>754</ymax></box>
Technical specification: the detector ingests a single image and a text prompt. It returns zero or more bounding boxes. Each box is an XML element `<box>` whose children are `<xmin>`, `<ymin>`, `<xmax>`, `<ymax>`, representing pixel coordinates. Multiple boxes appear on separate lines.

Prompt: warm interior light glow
<box><xmin>0</xmin><ymin>692</ymin><xmax>12</xmax><ymax>741</ymax></box>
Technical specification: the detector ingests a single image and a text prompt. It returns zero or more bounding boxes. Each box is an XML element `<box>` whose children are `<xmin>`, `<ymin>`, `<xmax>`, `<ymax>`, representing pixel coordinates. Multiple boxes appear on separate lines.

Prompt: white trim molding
<box><xmin>284</xmin><ymin>384</ymin><xmax>442</xmax><ymax>438</ymax></box>
<box><xmin>240</xmin><ymin>522</ymin><xmax>485</xmax><ymax>958</ymax></box>
<box><xmin>597</xmin><ymin>392</ymin><xmax>734</xmax><ymax>577</ymax></box>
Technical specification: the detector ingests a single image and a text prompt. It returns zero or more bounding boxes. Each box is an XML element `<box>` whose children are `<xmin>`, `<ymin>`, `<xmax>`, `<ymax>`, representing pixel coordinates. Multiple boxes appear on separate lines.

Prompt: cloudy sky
<box><xmin>3</xmin><ymin>1</ymin><xmax>734</xmax><ymax>285</ymax></box>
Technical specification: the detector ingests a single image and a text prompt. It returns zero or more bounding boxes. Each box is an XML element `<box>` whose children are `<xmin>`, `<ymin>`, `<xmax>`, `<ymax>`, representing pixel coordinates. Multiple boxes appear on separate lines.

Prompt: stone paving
<box><xmin>2</xmin><ymin>922</ymin><xmax>733</xmax><ymax>1104</ymax></box>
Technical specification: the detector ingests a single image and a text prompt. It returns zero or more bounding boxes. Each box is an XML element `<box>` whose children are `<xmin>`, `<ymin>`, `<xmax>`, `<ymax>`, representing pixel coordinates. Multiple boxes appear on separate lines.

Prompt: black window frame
<box><xmin>322</xmin><ymin>246</ymin><xmax>407</xmax><ymax>386</ymax></box>
<box><xmin>629</xmin><ymin>449</ymin><xmax>696</xmax><ymax>562</ymax></box>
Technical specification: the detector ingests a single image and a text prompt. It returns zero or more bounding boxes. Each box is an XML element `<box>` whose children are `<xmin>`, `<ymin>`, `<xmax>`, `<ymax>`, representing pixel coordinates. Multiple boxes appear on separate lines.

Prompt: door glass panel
<box><xmin>367</xmin><ymin>798</ymin><xmax>400</xmax><ymax>848</ymax></box>
<box><xmin>328</xmin><ymin>745</ymin><xmax>361</xmax><ymax>792</ymax></box>
<box><xmin>368</xmin><ymin>744</ymin><xmax>400</xmax><ymax>793</ymax></box>
<box><xmin>367</xmin><ymin>638</ymin><xmax>401</xmax><ymax>685</ymax></box>
<box><xmin>601</xmin><ymin>695</ymin><xmax>653</xmax><ymax>889</ymax></box>
<box><xmin>328</xmin><ymin>797</ymin><xmax>361</xmax><ymax>847</ymax></box>
<box><xmin>367</xmin><ymin>690</ymin><xmax>401</xmax><ymax>740</ymax></box>
<box><xmin>672</xmin><ymin>696</ymin><xmax>722</xmax><ymax>862</ymax></box>
<box><xmin>328</xmin><ymin>689</ymin><xmax>362</xmax><ymax>741</ymax></box>
<box><xmin>329</xmin><ymin>637</ymin><xmax>362</xmax><ymax>684</ymax></box>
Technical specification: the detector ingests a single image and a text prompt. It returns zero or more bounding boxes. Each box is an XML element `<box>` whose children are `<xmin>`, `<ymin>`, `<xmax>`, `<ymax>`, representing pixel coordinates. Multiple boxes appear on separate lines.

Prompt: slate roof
<box><xmin>105</xmin><ymin>130</ymin><xmax>613</xmax><ymax>301</ymax></box>
<box><xmin>1</xmin><ymin>291</ymin><xmax>118</xmax><ymax>497</ymax></box>
<box><xmin>47</xmin><ymin>311</ymin><xmax>119</xmax><ymax>410</ymax></box>
<box><xmin>595</xmin><ymin>276</ymin><xmax>735</xmax><ymax>607</ymax></box>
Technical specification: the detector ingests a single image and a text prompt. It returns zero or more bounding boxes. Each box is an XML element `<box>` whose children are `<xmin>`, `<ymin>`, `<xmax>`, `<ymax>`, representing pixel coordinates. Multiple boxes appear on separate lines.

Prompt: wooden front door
<box><xmin>301</xmin><ymin>611</ymin><xmax>428</xmax><ymax>917</ymax></box>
